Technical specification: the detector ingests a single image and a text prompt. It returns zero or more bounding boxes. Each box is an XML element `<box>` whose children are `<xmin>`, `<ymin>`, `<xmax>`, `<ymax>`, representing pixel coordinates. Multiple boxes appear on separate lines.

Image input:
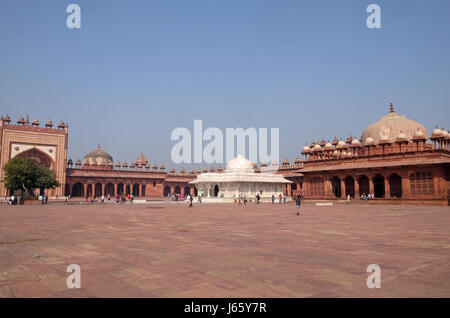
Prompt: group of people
<box><xmin>4</xmin><ymin>194</ymin><xmax>23</xmax><ymax>205</ymax></box>
<box><xmin>169</xmin><ymin>193</ymin><xmax>185</xmax><ymax>201</ymax></box>
<box><xmin>360</xmin><ymin>193</ymin><xmax>375</xmax><ymax>200</ymax></box>
<box><xmin>271</xmin><ymin>194</ymin><xmax>287</xmax><ymax>204</ymax></box>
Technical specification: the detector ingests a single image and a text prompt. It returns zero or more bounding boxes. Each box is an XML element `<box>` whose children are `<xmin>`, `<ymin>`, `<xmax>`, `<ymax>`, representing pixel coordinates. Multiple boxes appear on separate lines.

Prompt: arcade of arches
<box><xmin>300</xmin><ymin>168</ymin><xmax>447</xmax><ymax>200</ymax></box>
<box><xmin>67</xmin><ymin>179</ymin><xmax>196</xmax><ymax>198</ymax></box>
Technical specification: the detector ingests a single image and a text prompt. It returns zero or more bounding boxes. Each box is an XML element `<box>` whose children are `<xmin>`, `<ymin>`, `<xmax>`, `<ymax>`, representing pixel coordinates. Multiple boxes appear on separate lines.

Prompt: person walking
<box><xmin>189</xmin><ymin>194</ymin><xmax>193</xmax><ymax>207</ymax></box>
<box><xmin>295</xmin><ymin>194</ymin><xmax>303</xmax><ymax>216</ymax></box>
<box><xmin>278</xmin><ymin>194</ymin><xmax>282</xmax><ymax>204</ymax></box>
<box><xmin>100</xmin><ymin>195</ymin><xmax>105</xmax><ymax>204</ymax></box>
<box><xmin>255</xmin><ymin>193</ymin><xmax>260</xmax><ymax>204</ymax></box>
<box><xmin>283</xmin><ymin>194</ymin><xmax>287</xmax><ymax>204</ymax></box>
<box><xmin>38</xmin><ymin>195</ymin><xmax>43</xmax><ymax>205</ymax></box>
<box><xmin>271</xmin><ymin>194</ymin><xmax>275</xmax><ymax>204</ymax></box>
<box><xmin>346</xmin><ymin>194</ymin><xmax>350</xmax><ymax>204</ymax></box>
<box><xmin>44</xmin><ymin>195</ymin><xmax>48</xmax><ymax>204</ymax></box>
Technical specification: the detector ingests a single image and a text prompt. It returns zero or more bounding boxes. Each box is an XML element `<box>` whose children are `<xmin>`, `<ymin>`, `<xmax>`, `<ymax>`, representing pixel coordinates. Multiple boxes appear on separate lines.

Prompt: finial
<box><xmin>389</xmin><ymin>102</ymin><xmax>395</xmax><ymax>113</ymax></box>
<box><xmin>97</xmin><ymin>144</ymin><xmax>101</xmax><ymax>149</ymax></box>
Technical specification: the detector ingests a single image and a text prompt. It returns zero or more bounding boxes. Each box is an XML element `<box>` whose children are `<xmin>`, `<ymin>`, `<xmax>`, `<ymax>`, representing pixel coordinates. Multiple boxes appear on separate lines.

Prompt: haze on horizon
<box><xmin>1</xmin><ymin>0</ymin><xmax>449</xmax><ymax>169</ymax></box>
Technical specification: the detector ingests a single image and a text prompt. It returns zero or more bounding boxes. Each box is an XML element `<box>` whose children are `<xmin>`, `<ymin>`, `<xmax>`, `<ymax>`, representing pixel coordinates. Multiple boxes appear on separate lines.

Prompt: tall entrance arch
<box><xmin>344</xmin><ymin>176</ymin><xmax>355</xmax><ymax>198</ymax></box>
<box><xmin>331</xmin><ymin>176</ymin><xmax>341</xmax><ymax>198</ymax></box>
<box><xmin>373</xmin><ymin>174</ymin><xmax>385</xmax><ymax>198</ymax></box>
<box><xmin>389</xmin><ymin>173</ymin><xmax>402</xmax><ymax>198</ymax></box>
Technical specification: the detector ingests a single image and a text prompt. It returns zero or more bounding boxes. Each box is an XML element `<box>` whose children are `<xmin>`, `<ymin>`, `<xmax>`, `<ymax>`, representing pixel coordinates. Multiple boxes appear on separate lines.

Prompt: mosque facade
<box><xmin>1</xmin><ymin>103</ymin><xmax>449</xmax><ymax>205</ymax></box>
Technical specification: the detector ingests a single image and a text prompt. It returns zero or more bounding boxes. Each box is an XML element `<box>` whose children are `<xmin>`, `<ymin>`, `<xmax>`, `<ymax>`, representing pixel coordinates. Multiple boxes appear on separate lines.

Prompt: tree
<box><xmin>35</xmin><ymin>165</ymin><xmax>60</xmax><ymax>193</ymax></box>
<box><xmin>2</xmin><ymin>157</ymin><xmax>60</xmax><ymax>195</ymax></box>
<box><xmin>2</xmin><ymin>157</ymin><xmax>36</xmax><ymax>193</ymax></box>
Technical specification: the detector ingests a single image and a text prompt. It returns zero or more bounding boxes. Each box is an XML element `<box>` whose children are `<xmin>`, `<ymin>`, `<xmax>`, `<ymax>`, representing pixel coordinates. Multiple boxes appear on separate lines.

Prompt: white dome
<box><xmin>365</xmin><ymin>136</ymin><xmax>375</xmax><ymax>145</ymax></box>
<box><xmin>432</xmin><ymin>127</ymin><xmax>442</xmax><ymax>136</ymax></box>
<box><xmin>225</xmin><ymin>154</ymin><xmax>254</xmax><ymax>173</ymax></box>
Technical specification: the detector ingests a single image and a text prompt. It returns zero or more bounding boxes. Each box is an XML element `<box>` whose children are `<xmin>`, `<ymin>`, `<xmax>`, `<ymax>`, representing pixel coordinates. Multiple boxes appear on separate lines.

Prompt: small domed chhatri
<box><xmin>361</xmin><ymin>103</ymin><xmax>428</xmax><ymax>145</ymax></box>
<box><xmin>324</xmin><ymin>142</ymin><xmax>333</xmax><ymax>151</ymax></box>
<box><xmin>302</xmin><ymin>145</ymin><xmax>311</xmax><ymax>154</ymax></box>
<box><xmin>350</xmin><ymin>138</ymin><xmax>362</xmax><ymax>147</ymax></box>
<box><xmin>337</xmin><ymin>140</ymin><xmax>347</xmax><ymax>149</ymax></box>
<box><xmin>45</xmin><ymin>119</ymin><xmax>53</xmax><ymax>128</ymax></box>
<box><xmin>364</xmin><ymin>136</ymin><xmax>375</xmax><ymax>146</ymax></box>
<box><xmin>413</xmin><ymin>128</ymin><xmax>427</xmax><ymax>141</ymax></box>
<box><xmin>84</xmin><ymin>145</ymin><xmax>113</xmax><ymax>166</ymax></box>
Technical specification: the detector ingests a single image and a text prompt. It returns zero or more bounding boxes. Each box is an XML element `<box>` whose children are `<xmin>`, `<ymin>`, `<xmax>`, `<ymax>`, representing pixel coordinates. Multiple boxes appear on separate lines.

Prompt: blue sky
<box><xmin>1</xmin><ymin>0</ymin><xmax>449</xmax><ymax>168</ymax></box>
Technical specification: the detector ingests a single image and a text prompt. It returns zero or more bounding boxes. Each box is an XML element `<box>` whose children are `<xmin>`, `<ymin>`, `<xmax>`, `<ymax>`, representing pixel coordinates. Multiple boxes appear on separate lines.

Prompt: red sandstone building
<box><xmin>1</xmin><ymin>104</ymin><xmax>449</xmax><ymax>205</ymax></box>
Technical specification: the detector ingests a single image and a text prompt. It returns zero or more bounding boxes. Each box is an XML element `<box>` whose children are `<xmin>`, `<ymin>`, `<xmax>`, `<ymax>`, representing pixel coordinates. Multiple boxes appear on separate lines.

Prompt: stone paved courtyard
<box><xmin>0</xmin><ymin>201</ymin><xmax>449</xmax><ymax>297</ymax></box>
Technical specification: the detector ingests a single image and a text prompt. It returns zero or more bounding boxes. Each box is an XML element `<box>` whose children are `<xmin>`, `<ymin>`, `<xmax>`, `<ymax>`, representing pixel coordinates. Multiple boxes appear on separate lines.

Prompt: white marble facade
<box><xmin>189</xmin><ymin>155</ymin><xmax>292</xmax><ymax>200</ymax></box>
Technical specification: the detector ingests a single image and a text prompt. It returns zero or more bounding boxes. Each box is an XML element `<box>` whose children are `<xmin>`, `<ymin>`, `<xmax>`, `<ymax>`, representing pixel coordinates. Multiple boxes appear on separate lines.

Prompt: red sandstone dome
<box><xmin>84</xmin><ymin>145</ymin><xmax>113</xmax><ymax>166</ymax></box>
<box><xmin>135</xmin><ymin>153</ymin><xmax>148</xmax><ymax>165</ymax></box>
<box><xmin>361</xmin><ymin>103</ymin><xmax>428</xmax><ymax>146</ymax></box>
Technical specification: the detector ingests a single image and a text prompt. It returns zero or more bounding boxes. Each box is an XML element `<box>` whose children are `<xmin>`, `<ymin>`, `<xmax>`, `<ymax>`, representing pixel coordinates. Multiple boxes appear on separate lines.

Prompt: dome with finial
<box><xmin>17</xmin><ymin>116</ymin><xmax>25</xmax><ymax>125</ymax></box>
<box><xmin>152</xmin><ymin>163</ymin><xmax>158</xmax><ymax>169</ymax></box>
<box><xmin>180</xmin><ymin>168</ymin><xmax>186</xmax><ymax>173</ymax></box>
<box><xmin>67</xmin><ymin>158</ymin><xmax>73</xmax><ymax>165</ymax></box>
<box><xmin>332</xmin><ymin>137</ymin><xmax>339</xmax><ymax>146</ymax></box>
<box><xmin>312</xmin><ymin>144</ymin><xmax>322</xmax><ymax>152</ymax></box>
<box><xmin>282</xmin><ymin>159</ymin><xmax>289</xmax><ymax>165</ymax></box>
<box><xmin>209</xmin><ymin>167</ymin><xmax>215</xmax><ymax>172</ymax></box>
<box><xmin>225</xmin><ymin>154</ymin><xmax>254</xmax><ymax>173</ymax></box>
<box><xmin>350</xmin><ymin>138</ymin><xmax>362</xmax><ymax>147</ymax></box>
<box><xmin>336</xmin><ymin>140</ymin><xmax>347</xmax><ymax>149</ymax></box>
<box><xmin>196</xmin><ymin>168</ymin><xmax>201</xmax><ymax>173</ymax></box>
<box><xmin>160</xmin><ymin>164</ymin><xmax>165</xmax><ymax>170</ymax></box>
<box><xmin>310</xmin><ymin>141</ymin><xmax>316</xmax><ymax>148</ymax></box>
<box><xmin>320</xmin><ymin>139</ymin><xmax>326</xmax><ymax>147</ymax></box>
<box><xmin>45</xmin><ymin>119</ymin><xmax>53</xmax><ymax>128</ymax></box>
<box><xmin>362</xmin><ymin>103</ymin><xmax>427</xmax><ymax>145</ymax></box>
<box><xmin>324</xmin><ymin>142</ymin><xmax>333</xmax><ymax>150</ymax></box>
<box><xmin>295</xmin><ymin>157</ymin><xmax>302</xmax><ymax>164</ymax></box>
<box><xmin>378</xmin><ymin>132</ymin><xmax>392</xmax><ymax>145</ymax></box>
<box><xmin>2</xmin><ymin>114</ymin><xmax>11</xmax><ymax>123</ymax></box>
<box><xmin>190</xmin><ymin>168</ymin><xmax>195</xmax><ymax>173</ymax></box>
<box><xmin>431</xmin><ymin>126</ymin><xmax>443</xmax><ymax>139</ymax></box>
<box><xmin>302</xmin><ymin>145</ymin><xmax>311</xmax><ymax>154</ymax></box>
<box><xmin>170</xmin><ymin>168</ymin><xmax>175</xmax><ymax>173</ymax></box>
<box><xmin>123</xmin><ymin>161</ymin><xmax>128</xmax><ymax>168</ymax></box>
<box><xmin>413</xmin><ymin>128</ymin><xmax>426</xmax><ymax>141</ymax></box>
<box><xmin>31</xmin><ymin>118</ymin><xmax>40</xmax><ymax>127</ymax></box>
<box><xmin>396</xmin><ymin>130</ymin><xmax>409</xmax><ymax>143</ymax></box>
<box><xmin>202</xmin><ymin>167</ymin><xmax>208</xmax><ymax>173</ymax></box>
<box><xmin>58</xmin><ymin>121</ymin><xmax>65</xmax><ymax>129</ymax></box>
<box><xmin>441</xmin><ymin>129</ymin><xmax>449</xmax><ymax>138</ymax></box>
<box><xmin>135</xmin><ymin>153</ymin><xmax>148</xmax><ymax>165</ymax></box>
<box><xmin>84</xmin><ymin>145</ymin><xmax>113</xmax><ymax>166</ymax></box>
<box><xmin>115</xmin><ymin>162</ymin><xmax>121</xmax><ymax>167</ymax></box>
<box><xmin>76</xmin><ymin>159</ymin><xmax>82</xmax><ymax>166</ymax></box>
<box><xmin>130</xmin><ymin>162</ymin><xmax>136</xmax><ymax>168</ymax></box>
<box><xmin>364</xmin><ymin>136</ymin><xmax>375</xmax><ymax>146</ymax></box>
<box><xmin>217</xmin><ymin>166</ymin><xmax>223</xmax><ymax>172</ymax></box>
